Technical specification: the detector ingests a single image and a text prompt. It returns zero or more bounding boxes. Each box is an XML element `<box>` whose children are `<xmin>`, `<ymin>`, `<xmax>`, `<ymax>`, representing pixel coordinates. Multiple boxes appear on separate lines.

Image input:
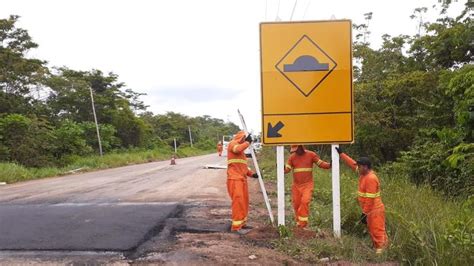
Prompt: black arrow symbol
<box><xmin>267</xmin><ymin>121</ymin><xmax>284</xmax><ymax>138</ymax></box>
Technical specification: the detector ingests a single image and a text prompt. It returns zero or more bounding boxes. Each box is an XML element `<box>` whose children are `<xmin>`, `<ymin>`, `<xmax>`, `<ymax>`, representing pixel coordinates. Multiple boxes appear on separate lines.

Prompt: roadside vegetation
<box><xmin>0</xmin><ymin>15</ymin><xmax>238</xmax><ymax>183</ymax></box>
<box><xmin>259</xmin><ymin>147</ymin><xmax>473</xmax><ymax>265</ymax></box>
<box><xmin>0</xmin><ymin>146</ymin><xmax>210</xmax><ymax>184</ymax></box>
<box><xmin>259</xmin><ymin>1</ymin><xmax>473</xmax><ymax>264</ymax></box>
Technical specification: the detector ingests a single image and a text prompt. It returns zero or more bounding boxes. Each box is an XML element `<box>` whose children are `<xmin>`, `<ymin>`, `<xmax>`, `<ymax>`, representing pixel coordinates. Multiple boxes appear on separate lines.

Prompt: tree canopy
<box><xmin>0</xmin><ymin>15</ymin><xmax>239</xmax><ymax>167</ymax></box>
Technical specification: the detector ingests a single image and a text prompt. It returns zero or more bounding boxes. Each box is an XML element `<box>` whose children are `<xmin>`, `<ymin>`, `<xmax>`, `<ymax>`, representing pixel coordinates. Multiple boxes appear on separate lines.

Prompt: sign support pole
<box><xmin>331</xmin><ymin>144</ymin><xmax>341</xmax><ymax>237</ymax></box>
<box><xmin>276</xmin><ymin>146</ymin><xmax>285</xmax><ymax>226</ymax></box>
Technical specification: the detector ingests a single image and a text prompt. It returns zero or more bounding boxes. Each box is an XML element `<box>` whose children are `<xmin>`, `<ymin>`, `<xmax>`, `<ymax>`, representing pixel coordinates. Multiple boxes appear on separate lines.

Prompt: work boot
<box><xmin>242</xmin><ymin>224</ymin><xmax>253</xmax><ymax>229</ymax></box>
<box><xmin>231</xmin><ymin>228</ymin><xmax>251</xmax><ymax>235</ymax></box>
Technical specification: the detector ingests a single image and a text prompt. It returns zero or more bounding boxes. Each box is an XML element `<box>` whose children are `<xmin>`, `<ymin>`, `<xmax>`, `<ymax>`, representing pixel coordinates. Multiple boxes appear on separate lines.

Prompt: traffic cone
<box><xmin>170</xmin><ymin>155</ymin><xmax>176</xmax><ymax>165</ymax></box>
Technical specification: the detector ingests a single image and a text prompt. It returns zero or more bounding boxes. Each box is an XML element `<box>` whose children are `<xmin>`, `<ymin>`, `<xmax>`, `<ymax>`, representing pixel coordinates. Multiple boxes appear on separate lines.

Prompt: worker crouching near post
<box><xmin>336</xmin><ymin>147</ymin><xmax>389</xmax><ymax>254</ymax></box>
<box><xmin>227</xmin><ymin>131</ymin><xmax>258</xmax><ymax>234</ymax></box>
<box><xmin>284</xmin><ymin>145</ymin><xmax>331</xmax><ymax>228</ymax></box>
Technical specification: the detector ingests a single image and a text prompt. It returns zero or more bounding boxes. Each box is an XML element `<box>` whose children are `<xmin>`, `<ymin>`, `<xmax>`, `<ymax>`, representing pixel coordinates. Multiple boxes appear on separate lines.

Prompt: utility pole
<box><xmin>173</xmin><ymin>138</ymin><xmax>177</xmax><ymax>153</ymax></box>
<box><xmin>188</xmin><ymin>125</ymin><xmax>193</xmax><ymax>148</ymax></box>
<box><xmin>89</xmin><ymin>86</ymin><xmax>103</xmax><ymax>156</ymax></box>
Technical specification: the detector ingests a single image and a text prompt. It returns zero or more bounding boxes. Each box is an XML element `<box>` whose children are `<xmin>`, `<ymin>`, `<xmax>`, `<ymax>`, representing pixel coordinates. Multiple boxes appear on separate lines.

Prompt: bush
<box><xmin>398</xmin><ymin>128</ymin><xmax>474</xmax><ymax>198</ymax></box>
<box><xmin>195</xmin><ymin>139</ymin><xmax>215</xmax><ymax>150</ymax></box>
<box><xmin>53</xmin><ymin>120</ymin><xmax>92</xmax><ymax>158</ymax></box>
<box><xmin>80</xmin><ymin>122</ymin><xmax>120</xmax><ymax>152</ymax></box>
<box><xmin>0</xmin><ymin>114</ymin><xmax>55</xmax><ymax>167</ymax></box>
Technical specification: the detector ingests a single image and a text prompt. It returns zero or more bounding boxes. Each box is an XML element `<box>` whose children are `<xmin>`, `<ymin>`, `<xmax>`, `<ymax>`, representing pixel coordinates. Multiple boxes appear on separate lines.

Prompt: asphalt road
<box><xmin>0</xmin><ymin>154</ymin><xmax>228</xmax><ymax>252</ymax></box>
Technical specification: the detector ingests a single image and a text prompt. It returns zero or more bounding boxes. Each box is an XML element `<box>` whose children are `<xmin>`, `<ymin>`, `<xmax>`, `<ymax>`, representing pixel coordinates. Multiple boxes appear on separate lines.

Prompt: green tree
<box><xmin>53</xmin><ymin>120</ymin><xmax>92</xmax><ymax>157</ymax></box>
<box><xmin>46</xmin><ymin>68</ymin><xmax>150</xmax><ymax>148</ymax></box>
<box><xmin>0</xmin><ymin>15</ymin><xmax>48</xmax><ymax>115</ymax></box>
<box><xmin>79</xmin><ymin>122</ymin><xmax>120</xmax><ymax>152</ymax></box>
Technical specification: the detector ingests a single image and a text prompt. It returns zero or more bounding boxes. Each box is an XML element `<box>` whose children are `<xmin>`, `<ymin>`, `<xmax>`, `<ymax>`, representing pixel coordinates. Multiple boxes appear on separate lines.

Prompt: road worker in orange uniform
<box><xmin>336</xmin><ymin>147</ymin><xmax>388</xmax><ymax>254</ymax></box>
<box><xmin>227</xmin><ymin>131</ymin><xmax>258</xmax><ymax>234</ymax></box>
<box><xmin>217</xmin><ymin>141</ymin><xmax>223</xmax><ymax>156</ymax></box>
<box><xmin>284</xmin><ymin>145</ymin><xmax>331</xmax><ymax>228</ymax></box>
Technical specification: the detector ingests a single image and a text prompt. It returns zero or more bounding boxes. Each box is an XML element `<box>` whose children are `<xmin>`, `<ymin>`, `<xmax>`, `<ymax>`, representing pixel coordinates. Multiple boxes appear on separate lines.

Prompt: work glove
<box><xmin>360</xmin><ymin>213</ymin><xmax>367</xmax><ymax>224</ymax></box>
<box><xmin>251</xmin><ymin>173</ymin><xmax>259</xmax><ymax>179</ymax></box>
<box><xmin>245</xmin><ymin>134</ymin><xmax>253</xmax><ymax>143</ymax></box>
<box><xmin>335</xmin><ymin>147</ymin><xmax>343</xmax><ymax>154</ymax></box>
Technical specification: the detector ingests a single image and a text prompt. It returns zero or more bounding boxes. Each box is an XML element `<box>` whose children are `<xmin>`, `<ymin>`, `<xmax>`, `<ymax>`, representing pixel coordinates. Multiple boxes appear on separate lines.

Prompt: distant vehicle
<box><xmin>222</xmin><ymin>135</ymin><xmax>261</xmax><ymax>158</ymax></box>
<box><xmin>253</xmin><ymin>142</ymin><xmax>262</xmax><ymax>152</ymax></box>
<box><xmin>244</xmin><ymin>142</ymin><xmax>262</xmax><ymax>158</ymax></box>
<box><xmin>221</xmin><ymin>135</ymin><xmax>232</xmax><ymax>157</ymax></box>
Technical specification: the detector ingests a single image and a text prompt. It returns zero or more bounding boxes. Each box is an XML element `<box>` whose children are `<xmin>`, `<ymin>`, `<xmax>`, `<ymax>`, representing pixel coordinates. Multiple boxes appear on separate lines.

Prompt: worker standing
<box><xmin>217</xmin><ymin>141</ymin><xmax>223</xmax><ymax>156</ymax></box>
<box><xmin>227</xmin><ymin>131</ymin><xmax>258</xmax><ymax>234</ymax></box>
<box><xmin>336</xmin><ymin>147</ymin><xmax>388</xmax><ymax>254</ymax></box>
<box><xmin>284</xmin><ymin>145</ymin><xmax>331</xmax><ymax>228</ymax></box>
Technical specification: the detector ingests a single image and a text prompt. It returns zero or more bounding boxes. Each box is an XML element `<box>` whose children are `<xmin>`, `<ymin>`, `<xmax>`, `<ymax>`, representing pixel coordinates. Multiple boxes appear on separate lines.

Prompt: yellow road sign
<box><xmin>260</xmin><ymin>20</ymin><xmax>353</xmax><ymax>145</ymax></box>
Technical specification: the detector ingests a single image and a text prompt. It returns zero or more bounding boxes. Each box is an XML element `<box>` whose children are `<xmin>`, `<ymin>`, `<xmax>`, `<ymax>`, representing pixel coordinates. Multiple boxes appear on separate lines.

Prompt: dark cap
<box><xmin>355</xmin><ymin>157</ymin><xmax>371</xmax><ymax>168</ymax></box>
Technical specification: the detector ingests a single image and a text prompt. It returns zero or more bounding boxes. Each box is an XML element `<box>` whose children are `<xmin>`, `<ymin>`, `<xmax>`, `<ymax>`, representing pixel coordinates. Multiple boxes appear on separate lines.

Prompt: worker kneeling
<box><xmin>227</xmin><ymin>131</ymin><xmax>258</xmax><ymax>234</ymax></box>
<box><xmin>284</xmin><ymin>145</ymin><xmax>331</xmax><ymax>228</ymax></box>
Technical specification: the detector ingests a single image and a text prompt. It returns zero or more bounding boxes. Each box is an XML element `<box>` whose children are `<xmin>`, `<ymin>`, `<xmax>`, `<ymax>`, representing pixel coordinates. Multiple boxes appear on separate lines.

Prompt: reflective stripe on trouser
<box><xmin>367</xmin><ymin>206</ymin><xmax>389</xmax><ymax>249</ymax></box>
<box><xmin>358</xmin><ymin>191</ymin><xmax>381</xmax><ymax>198</ymax></box>
<box><xmin>292</xmin><ymin>183</ymin><xmax>313</xmax><ymax>228</ymax></box>
<box><xmin>227</xmin><ymin>179</ymin><xmax>249</xmax><ymax>231</ymax></box>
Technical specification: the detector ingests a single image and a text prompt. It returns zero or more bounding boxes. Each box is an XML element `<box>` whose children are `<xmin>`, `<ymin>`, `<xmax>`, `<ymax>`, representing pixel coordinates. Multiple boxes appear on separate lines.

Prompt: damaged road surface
<box><xmin>0</xmin><ymin>154</ymin><xmax>297</xmax><ymax>264</ymax></box>
<box><xmin>0</xmin><ymin>203</ymin><xmax>179</xmax><ymax>251</ymax></box>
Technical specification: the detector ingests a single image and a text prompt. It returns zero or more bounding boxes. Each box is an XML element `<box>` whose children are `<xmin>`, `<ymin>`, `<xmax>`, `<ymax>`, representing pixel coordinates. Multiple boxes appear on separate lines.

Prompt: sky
<box><xmin>1</xmin><ymin>0</ymin><xmax>467</xmax><ymax>133</ymax></box>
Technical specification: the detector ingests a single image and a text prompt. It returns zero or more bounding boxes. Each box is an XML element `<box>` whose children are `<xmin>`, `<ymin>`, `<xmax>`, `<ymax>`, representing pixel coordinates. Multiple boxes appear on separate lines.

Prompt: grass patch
<box><xmin>257</xmin><ymin>147</ymin><xmax>474</xmax><ymax>264</ymax></box>
<box><xmin>0</xmin><ymin>147</ymin><xmax>212</xmax><ymax>184</ymax></box>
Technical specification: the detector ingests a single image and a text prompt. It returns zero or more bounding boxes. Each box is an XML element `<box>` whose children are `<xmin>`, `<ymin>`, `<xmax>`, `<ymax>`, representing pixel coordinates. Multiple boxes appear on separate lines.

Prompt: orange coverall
<box><xmin>227</xmin><ymin>131</ymin><xmax>254</xmax><ymax>231</ymax></box>
<box><xmin>217</xmin><ymin>142</ymin><xmax>223</xmax><ymax>156</ymax></box>
<box><xmin>284</xmin><ymin>149</ymin><xmax>330</xmax><ymax>227</ymax></box>
<box><xmin>340</xmin><ymin>153</ymin><xmax>388</xmax><ymax>249</ymax></box>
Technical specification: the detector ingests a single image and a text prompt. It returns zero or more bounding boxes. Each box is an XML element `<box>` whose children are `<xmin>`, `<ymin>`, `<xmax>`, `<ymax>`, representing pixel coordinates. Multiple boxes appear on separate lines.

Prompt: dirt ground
<box><xmin>133</xmin><ymin>179</ymin><xmax>304</xmax><ymax>265</ymax></box>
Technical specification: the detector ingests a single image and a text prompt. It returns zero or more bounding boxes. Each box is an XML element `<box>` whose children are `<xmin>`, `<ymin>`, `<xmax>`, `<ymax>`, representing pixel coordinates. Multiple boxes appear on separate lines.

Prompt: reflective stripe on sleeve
<box><xmin>285</xmin><ymin>164</ymin><xmax>292</xmax><ymax>169</ymax></box>
<box><xmin>316</xmin><ymin>159</ymin><xmax>323</xmax><ymax>166</ymax></box>
<box><xmin>358</xmin><ymin>191</ymin><xmax>381</xmax><ymax>198</ymax></box>
<box><xmin>227</xmin><ymin>159</ymin><xmax>248</xmax><ymax>165</ymax></box>
<box><xmin>293</xmin><ymin>168</ymin><xmax>313</xmax><ymax>173</ymax></box>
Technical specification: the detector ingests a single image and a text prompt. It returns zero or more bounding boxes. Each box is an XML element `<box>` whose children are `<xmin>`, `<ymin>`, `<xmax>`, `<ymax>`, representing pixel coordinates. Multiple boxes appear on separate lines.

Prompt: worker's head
<box><xmin>355</xmin><ymin>157</ymin><xmax>371</xmax><ymax>175</ymax></box>
<box><xmin>233</xmin><ymin>131</ymin><xmax>246</xmax><ymax>143</ymax></box>
<box><xmin>289</xmin><ymin>145</ymin><xmax>298</xmax><ymax>153</ymax></box>
<box><xmin>290</xmin><ymin>145</ymin><xmax>305</xmax><ymax>155</ymax></box>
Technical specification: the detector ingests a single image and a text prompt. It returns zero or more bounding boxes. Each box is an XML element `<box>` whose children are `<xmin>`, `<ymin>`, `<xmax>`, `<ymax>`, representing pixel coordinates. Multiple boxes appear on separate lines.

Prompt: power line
<box><xmin>290</xmin><ymin>0</ymin><xmax>298</xmax><ymax>21</ymax></box>
<box><xmin>303</xmin><ymin>0</ymin><xmax>311</xmax><ymax>19</ymax></box>
<box><xmin>276</xmin><ymin>0</ymin><xmax>281</xmax><ymax>20</ymax></box>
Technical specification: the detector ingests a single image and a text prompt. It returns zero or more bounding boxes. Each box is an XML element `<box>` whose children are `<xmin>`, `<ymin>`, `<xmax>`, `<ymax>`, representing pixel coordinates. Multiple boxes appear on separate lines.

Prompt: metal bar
<box><xmin>237</xmin><ymin>109</ymin><xmax>275</xmax><ymax>224</ymax></box>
